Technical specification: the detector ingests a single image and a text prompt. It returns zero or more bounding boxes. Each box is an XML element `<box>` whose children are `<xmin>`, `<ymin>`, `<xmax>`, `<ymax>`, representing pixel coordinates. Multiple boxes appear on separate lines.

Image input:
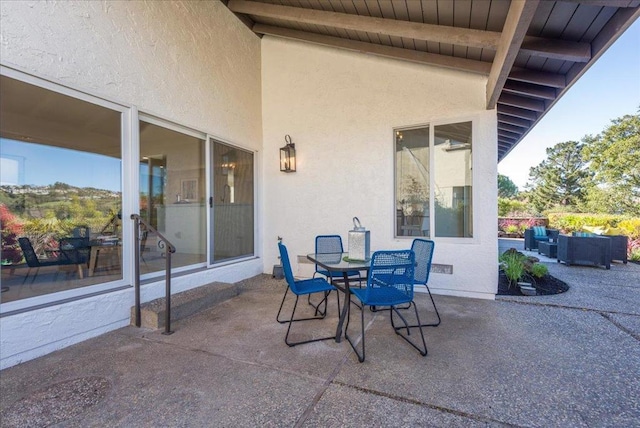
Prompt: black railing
<box><xmin>131</xmin><ymin>214</ymin><xmax>176</xmax><ymax>335</ymax></box>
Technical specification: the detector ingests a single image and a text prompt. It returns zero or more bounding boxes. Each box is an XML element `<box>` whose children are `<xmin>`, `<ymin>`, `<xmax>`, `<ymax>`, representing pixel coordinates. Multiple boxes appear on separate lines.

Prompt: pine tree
<box><xmin>526</xmin><ymin>141</ymin><xmax>591</xmax><ymax>212</ymax></box>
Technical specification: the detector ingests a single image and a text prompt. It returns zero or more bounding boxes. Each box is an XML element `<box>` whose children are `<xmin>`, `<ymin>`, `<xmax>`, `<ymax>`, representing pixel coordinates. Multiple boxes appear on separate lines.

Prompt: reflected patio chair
<box><xmin>72</xmin><ymin>225</ymin><xmax>91</xmax><ymax>238</ymax></box>
<box><xmin>18</xmin><ymin>237</ymin><xmax>67</xmax><ymax>283</ymax></box>
<box><xmin>309</xmin><ymin>235</ymin><xmax>362</xmax><ymax>313</ymax></box>
<box><xmin>345</xmin><ymin>249</ymin><xmax>427</xmax><ymax>362</ymax></box>
<box><xmin>58</xmin><ymin>237</ymin><xmax>91</xmax><ymax>279</ymax></box>
<box><xmin>276</xmin><ymin>242</ymin><xmax>338</xmax><ymax>347</ymax></box>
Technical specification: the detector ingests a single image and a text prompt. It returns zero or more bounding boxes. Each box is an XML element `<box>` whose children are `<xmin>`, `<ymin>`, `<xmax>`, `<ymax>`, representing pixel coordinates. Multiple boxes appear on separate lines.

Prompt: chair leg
<box><xmin>344</xmin><ymin>297</ymin><xmax>365</xmax><ymax>362</ymax></box>
<box><xmin>391</xmin><ymin>302</ymin><xmax>428</xmax><ymax>357</ymax></box>
<box><xmin>285</xmin><ymin>294</ymin><xmax>335</xmax><ymax>347</ymax></box>
<box><xmin>277</xmin><ymin>286</ymin><xmax>329</xmax><ymax>324</ymax></box>
<box><xmin>382</xmin><ymin>286</ymin><xmax>441</xmax><ymax>327</ymax></box>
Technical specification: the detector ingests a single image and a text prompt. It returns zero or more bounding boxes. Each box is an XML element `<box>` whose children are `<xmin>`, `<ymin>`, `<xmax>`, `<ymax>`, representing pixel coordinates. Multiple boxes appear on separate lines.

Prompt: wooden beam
<box><xmin>521</xmin><ymin>36</ymin><xmax>591</xmax><ymax>62</ymax></box>
<box><xmin>509</xmin><ymin>68</ymin><xmax>566</xmax><ymax>88</ymax></box>
<box><xmin>486</xmin><ymin>0</ymin><xmax>539</xmax><ymax>109</ymax></box>
<box><xmin>503</xmin><ymin>80</ymin><xmax>557</xmax><ymax>100</ymax></box>
<box><xmin>498</xmin><ymin>114</ymin><xmax>532</xmax><ymax>128</ymax></box>
<box><xmin>557</xmin><ymin>0</ymin><xmax>638</xmax><ymax>7</ymax></box>
<box><xmin>498</xmin><ymin>105</ymin><xmax>539</xmax><ymax>121</ymax></box>
<box><xmin>498</xmin><ymin>93</ymin><xmax>546</xmax><ymax>111</ymax></box>
<box><xmin>498</xmin><ymin>122</ymin><xmax>527</xmax><ymax>134</ymax></box>
<box><xmin>229</xmin><ymin>0</ymin><xmax>502</xmax><ymax>49</ymax></box>
<box><xmin>253</xmin><ymin>24</ymin><xmax>492</xmax><ymax>75</ymax></box>
<box><xmin>499</xmin><ymin>130</ymin><xmax>522</xmax><ymax>140</ymax></box>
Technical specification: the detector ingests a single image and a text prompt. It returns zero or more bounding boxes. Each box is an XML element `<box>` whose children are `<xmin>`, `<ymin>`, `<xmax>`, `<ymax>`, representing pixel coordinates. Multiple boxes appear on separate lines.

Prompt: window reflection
<box><xmin>0</xmin><ymin>76</ymin><xmax>123</xmax><ymax>303</ymax></box>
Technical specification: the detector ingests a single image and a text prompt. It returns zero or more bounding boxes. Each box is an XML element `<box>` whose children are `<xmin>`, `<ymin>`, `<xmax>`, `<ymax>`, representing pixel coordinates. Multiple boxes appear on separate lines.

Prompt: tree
<box><xmin>526</xmin><ymin>141</ymin><xmax>591</xmax><ymax>212</ymax></box>
<box><xmin>498</xmin><ymin>174</ymin><xmax>519</xmax><ymax>199</ymax></box>
<box><xmin>583</xmin><ymin>112</ymin><xmax>640</xmax><ymax>216</ymax></box>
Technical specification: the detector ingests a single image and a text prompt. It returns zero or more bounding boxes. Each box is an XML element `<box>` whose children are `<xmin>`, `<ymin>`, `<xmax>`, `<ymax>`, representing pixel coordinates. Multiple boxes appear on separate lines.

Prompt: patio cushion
<box><xmin>533</xmin><ymin>226</ymin><xmax>547</xmax><ymax>237</ymax></box>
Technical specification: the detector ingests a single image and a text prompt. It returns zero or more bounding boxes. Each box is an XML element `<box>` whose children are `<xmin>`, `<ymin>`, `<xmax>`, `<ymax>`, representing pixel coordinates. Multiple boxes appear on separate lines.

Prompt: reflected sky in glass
<box><xmin>0</xmin><ymin>138</ymin><xmax>121</xmax><ymax>192</ymax></box>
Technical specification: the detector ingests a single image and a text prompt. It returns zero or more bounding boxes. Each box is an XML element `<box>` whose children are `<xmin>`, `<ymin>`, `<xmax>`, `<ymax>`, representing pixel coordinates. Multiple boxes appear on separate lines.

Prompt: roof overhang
<box><xmin>223</xmin><ymin>0</ymin><xmax>640</xmax><ymax>161</ymax></box>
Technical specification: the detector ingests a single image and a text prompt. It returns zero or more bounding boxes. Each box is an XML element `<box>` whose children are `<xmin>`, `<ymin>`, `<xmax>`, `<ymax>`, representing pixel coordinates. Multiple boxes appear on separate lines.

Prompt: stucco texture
<box><xmin>0</xmin><ymin>0</ymin><xmax>262</xmax><ymax>146</ymax></box>
<box><xmin>261</xmin><ymin>36</ymin><xmax>498</xmax><ymax>299</ymax></box>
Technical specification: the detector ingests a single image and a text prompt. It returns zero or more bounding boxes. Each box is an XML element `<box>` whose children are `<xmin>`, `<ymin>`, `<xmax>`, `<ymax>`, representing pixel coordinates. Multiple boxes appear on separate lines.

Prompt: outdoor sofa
<box><xmin>557</xmin><ymin>234</ymin><xmax>611</xmax><ymax>269</ymax></box>
<box><xmin>524</xmin><ymin>226</ymin><xmax>559</xmax><ymax>251</ymax></box>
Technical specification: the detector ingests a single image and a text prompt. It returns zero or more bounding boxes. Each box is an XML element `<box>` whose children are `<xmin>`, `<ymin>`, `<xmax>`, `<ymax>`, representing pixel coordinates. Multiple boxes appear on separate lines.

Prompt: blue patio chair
<box><xmin>309</xmin><ymin>235</ymin><xmax>362</xmax><ymax>313</ymax></box>
<box><xmin>410</xmin><ymin>239</ymin><xmax>440</xmax><ymax>327</ymax></box>
<box><xmin>276</xmin><ymin>242</ymin><xmax>338</xmax><ymax>347</ymax></box>
<box><xmin>345</xmin><ymin>249</ymin><xmax>427</xmax><ymax>362</ymax></box>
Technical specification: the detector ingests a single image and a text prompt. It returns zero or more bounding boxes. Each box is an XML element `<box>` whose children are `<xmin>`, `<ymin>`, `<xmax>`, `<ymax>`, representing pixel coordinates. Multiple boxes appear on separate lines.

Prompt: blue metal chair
<box><xmin>309</xmin><ymin>235</ymin><xmax>362</xmax><ymax>313</ymax></box>
<box><xmin>345</xmin><ymin>249</ymin><xmax>427</xmax><ymax>362</ymax></box>
<box><xmin>276</xmin><ymin>242</ymin><xmax>338</xmax><ymax>347</ymax></box>
<box><xmin>411</xmin><ymin>239</ymin><xmax>440</xmax><ymax>327</ymax></box>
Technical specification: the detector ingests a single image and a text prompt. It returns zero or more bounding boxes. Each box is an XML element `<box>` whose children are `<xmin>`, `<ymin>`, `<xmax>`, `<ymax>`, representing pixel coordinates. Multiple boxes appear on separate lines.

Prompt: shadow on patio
<box><xmin>1</xmin><ymin>262</ymin><xmax>639</xmax><ymax>427</ymax></box>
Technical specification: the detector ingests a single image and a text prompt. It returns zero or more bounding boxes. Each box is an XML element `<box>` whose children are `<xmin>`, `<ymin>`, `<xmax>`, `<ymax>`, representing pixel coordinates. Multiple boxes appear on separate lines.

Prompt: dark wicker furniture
<box><xmin>557</xmin><ymin>235</ymin><xmax>611</xmax><ymax>269</ymax></box>
<box><xmin>538</xmin><ymin>241</ymin><xmax>557</xmax><ymax>258</ymax></box>
<box><xmin>602</xmin><ymin>235</ymin><xmax>628</xmax><ymax>264</ymax></box>
<box><xmin>524</xmin><ymin>227</ymin><xmax>559</xmax><ymax>251</ymax></box>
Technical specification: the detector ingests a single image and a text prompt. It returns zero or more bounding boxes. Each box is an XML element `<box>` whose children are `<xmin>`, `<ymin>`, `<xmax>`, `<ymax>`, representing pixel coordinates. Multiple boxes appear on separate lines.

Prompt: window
<box><xmin>395</xmin><ymin>121</ymin><xmax>473</xmax><ymax>238</ymax></box>
<box><xmin>139</xmin><ymin>119</ymin><xmax>206</xmax><ymax>274</ymax></box>
<box><xmin>1</xmin><ymin>75</ymin><xmax>124</xmax><ymax>304</ymax></box>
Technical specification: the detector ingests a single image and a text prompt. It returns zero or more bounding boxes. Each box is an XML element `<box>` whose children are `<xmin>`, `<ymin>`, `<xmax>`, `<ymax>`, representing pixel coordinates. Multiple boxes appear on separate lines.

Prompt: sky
<box><xmin>498</xmin><ymin>18</ymin><xmax>640</xmax><ymax>190</ymax></box>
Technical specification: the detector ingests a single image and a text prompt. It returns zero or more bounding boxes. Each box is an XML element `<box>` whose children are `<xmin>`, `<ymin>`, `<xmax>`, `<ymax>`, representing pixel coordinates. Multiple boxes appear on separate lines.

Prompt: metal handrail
<box><xmin>131</xmin><ymin>214</ymin><xmax>176</xmax><ymax>335</ymax></box>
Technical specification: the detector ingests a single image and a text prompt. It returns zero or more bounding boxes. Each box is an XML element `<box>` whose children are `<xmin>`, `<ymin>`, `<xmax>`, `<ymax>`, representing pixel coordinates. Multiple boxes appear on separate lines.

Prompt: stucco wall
<box><xmin>0</xmin><ymin>0</ymin><xmax>262</xmax><ymax>146</ymax></box>
<box><xmin>0</xmin><ymin>1</ymin><xmax>263</xmax><ymax>369</ymax></box>
<box><xmin>261</xmin><ymin>37</ymin><xmax>498</xmax><ymax>299</ymax></box>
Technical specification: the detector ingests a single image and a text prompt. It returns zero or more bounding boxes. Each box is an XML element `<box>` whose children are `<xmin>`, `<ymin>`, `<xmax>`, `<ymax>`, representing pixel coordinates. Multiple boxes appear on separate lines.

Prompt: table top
<box><xmin>307</xmin><ymin>252</ymin><xmax>371</xmax><ymax>272</ymax></box>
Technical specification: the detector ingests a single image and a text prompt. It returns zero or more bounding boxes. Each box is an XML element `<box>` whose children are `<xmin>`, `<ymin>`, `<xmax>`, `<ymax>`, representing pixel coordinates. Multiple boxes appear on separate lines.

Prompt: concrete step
<box><xmin>131</xmin><ymin>282</ymin><xmax>239</xmax><ymax>329</ymax></box>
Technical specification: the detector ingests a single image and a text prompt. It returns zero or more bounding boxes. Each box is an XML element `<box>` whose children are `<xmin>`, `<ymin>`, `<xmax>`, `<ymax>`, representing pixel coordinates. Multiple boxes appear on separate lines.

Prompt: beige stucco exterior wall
<box><xmin>261</xmin><ymin>36</ymin><xmax>498</xmax><ymax>299</ymax></box>
<box><xmin>0</xmin><ymin>1</ymin><xmax>262</xmax><ymax>369</ymax></box>
<box><xmin>0</xmin><ymin>0</ymin><xmax>261</xmax><ymax>146</ymax></box>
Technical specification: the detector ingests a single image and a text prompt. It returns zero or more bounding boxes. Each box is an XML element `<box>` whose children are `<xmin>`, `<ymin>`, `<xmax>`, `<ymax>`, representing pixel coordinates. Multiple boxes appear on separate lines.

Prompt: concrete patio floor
<box><xmin>1</xmin><ymin>240</ymin><xmax>639</xmax><ymax>427</ymax></box>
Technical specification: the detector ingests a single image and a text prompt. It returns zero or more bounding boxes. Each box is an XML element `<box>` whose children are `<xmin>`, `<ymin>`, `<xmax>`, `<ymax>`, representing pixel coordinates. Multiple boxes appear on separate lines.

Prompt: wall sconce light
<box><xmin>280</xmin><ymin>134</ymin><xmax>296</xmax><ymax>173</ymax></box>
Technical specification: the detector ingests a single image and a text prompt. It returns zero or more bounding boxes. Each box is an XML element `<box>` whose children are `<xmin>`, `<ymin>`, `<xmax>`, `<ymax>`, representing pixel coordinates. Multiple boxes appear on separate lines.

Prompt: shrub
<box><xmin>530</xmin><ymin>263</ymin><xmax>548</xmax><ymax>278</ymax></box>
<box><xmin>630</xmin><ymin>238</ymin><xmax>640</xmax><ymax>262</ymax></box>
<box><xmin>499</xmin><ymin>250</ymin><xmax>525</xmax><ymax>288</ymax></box>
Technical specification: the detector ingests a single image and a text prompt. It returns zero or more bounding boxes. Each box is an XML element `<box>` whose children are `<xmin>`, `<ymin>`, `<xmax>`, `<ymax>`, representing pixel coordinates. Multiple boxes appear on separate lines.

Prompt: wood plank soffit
<box><xmin>253</xmin><ymin>24</ymin><xmax>492</xmax><ymax>75</ymax></box>
<box><xmin>230</xmin><ymin>0</ymin><xmax>502</xmax><ymax>49</ymax></box>
<box><xmin>486</xmin><ymin>0</ymin><xmax>540</xmax><ymax>109</ymax></box>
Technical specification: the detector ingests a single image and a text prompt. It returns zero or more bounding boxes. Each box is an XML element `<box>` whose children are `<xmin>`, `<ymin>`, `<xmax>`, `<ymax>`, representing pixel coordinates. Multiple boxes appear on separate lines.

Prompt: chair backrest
<box><xmin>315</xmin><ymin>235</ymin><xmax>344</xmax><ymax>273</ymax></box>
<box><xmin>59</xmin><ymin>237</ymin><xmax>90</xmax><ymax>264</ymax></box>
<box><xmin>278</xmin><ymin>242</ymin><xmax>299</xmax><ymax>293</ymax></box>
<box><xmin>72</xmin><ymin>225</ymin><xmax>91</xmax><ymax>238</ymax></box>
<box><xmin>411</xmin><ymin>239</ymin><xmax>435</xmax><ymax>285</ymax></box>
<box><xmin>18</xmin><ymin>237</ymin><xmax>41</xmax><ymax>267</ymax></box>
<box><xmin>367</xmin><ymin>249</ymin><xmax>415</xmax><ymax>301</ymax></box>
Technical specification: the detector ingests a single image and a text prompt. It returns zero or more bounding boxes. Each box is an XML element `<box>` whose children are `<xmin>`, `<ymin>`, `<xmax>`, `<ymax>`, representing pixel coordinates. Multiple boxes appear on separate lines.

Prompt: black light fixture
<box><xmin>280</xmin><ymin>134</ymin><xmax>296</xmax><ymax>173</ymax></box>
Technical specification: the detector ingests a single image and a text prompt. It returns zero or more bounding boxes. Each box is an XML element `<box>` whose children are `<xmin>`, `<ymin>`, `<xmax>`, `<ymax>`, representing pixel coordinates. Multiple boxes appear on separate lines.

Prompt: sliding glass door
<box><xmin>139</xmin><ymin>119</ymin><xmax>206</xmax><ymax>274</ymax></box>
<box><xmin>210</xmin><ymin>139</ymin><xmax>254</xmax><ymax>263</ymax></box>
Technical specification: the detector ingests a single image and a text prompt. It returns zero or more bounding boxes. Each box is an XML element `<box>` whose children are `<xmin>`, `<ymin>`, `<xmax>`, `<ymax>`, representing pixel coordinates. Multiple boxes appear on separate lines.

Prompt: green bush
<box><xmin>530</xmin><ymin>263</ymin><xmax>548</xmax><ymax>278</ymax></box>
<box><xmin>499</xmin><ymin>251</ymin><xmax>525</xmax><ymax>288</ymax></box>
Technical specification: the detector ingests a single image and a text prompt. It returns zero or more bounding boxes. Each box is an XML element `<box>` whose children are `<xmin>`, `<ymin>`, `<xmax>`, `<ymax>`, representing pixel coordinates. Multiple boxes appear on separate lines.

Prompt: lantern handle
<box><xmin>353</xmin><ymin>217</ymin><xmax>362</xmax><ymax>230</ymax></box>
<box><xmin>285</xmin><ymin>135</ymin><xmax>292</xmax><ymax>145</ymax></box>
